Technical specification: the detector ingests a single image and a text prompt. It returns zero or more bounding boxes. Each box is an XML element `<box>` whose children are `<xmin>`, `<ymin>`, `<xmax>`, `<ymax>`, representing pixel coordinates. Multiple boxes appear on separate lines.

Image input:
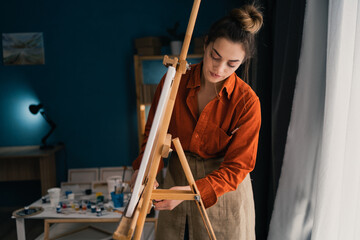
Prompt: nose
<box><xmin>213</xmin><ymin>61</ymin><xmax>226</xmax><ymax>75</ymax></box>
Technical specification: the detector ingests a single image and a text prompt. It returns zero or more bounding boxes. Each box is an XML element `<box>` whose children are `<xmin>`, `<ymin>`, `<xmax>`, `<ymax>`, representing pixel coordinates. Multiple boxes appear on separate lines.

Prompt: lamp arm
<box><xmin>40</xmin><ymin>111</ymin><xmax>56</xmax><ymax>128</ymax></box>
<box><xmin>41</xmin><ymin>126</ymin><xmax>56</xmax><ymax>146</ymax></box>
<box><xmin>40</xmin><ymin>111</ymin><xmax>57</xmax><ymax>147</ymax></box>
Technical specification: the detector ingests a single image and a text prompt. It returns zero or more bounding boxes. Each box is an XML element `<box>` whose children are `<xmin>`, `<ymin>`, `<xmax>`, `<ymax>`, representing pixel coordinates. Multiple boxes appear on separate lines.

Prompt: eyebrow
<box><xmin>212</xmin><ymin>47</ymin><xmax>241</xmax><ymax>63</ymax></box>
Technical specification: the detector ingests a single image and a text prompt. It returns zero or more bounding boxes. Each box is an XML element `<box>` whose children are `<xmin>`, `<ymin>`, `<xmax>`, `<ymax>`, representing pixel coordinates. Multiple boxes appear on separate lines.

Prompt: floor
<box><xmin>0</xmin><ymin>207</ymin><xmax>43</xmax><ymax>240</ymax></box>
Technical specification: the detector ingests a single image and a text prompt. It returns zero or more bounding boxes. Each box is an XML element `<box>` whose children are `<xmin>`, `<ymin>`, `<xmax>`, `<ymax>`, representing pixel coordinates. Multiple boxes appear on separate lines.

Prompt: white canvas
<box><xmin>125</xmin><ymin>66</ymin><xmax>176</xmax><ymax>218</ymax></box>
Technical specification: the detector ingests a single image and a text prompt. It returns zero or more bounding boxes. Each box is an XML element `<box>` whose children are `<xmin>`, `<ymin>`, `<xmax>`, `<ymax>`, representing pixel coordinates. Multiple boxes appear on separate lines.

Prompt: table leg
<box><xmin>44</xmin><ymin>219</ymin><xmax>50</xmax><ymax>240</ymax></box>
<box><xmin>16</xmin><ymin>218</ymin><xmax>26</xmax><ymax>240</ymax></box>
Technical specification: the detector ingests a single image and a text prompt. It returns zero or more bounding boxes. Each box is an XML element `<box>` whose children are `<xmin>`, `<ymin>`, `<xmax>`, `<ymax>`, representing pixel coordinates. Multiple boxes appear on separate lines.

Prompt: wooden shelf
<box><xmin>135</xmin><ymin>54</ymin><xmax>203</xmax><ymax>61</ymax></box>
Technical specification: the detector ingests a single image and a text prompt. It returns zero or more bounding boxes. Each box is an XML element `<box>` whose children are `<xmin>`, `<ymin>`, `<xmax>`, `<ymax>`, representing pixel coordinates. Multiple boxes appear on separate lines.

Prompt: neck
<box><xmin>201</xmin><ymin>74</ymin><xmax>224</xmax><ymax>95</ymax></box>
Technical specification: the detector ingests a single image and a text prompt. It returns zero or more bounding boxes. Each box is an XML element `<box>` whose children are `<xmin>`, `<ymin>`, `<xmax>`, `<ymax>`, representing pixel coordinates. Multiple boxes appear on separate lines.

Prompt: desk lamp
<box><xmin>29</xmin><ymin>104</ymin><xmax>56</xmax><ymax>149</ymax></box>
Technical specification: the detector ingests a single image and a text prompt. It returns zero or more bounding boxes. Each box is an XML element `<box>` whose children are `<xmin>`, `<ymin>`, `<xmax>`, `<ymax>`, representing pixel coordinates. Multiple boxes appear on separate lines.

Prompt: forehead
<box><xmin>211</xmin><ymin>37</ymin><xmax>245</xmax><ymax>61</ymax></box>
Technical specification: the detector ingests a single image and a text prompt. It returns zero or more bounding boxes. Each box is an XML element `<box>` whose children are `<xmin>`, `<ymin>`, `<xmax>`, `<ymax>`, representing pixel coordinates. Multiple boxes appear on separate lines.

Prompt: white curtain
<box><xmin>268</xmin><ymin>0</ymin><xmax>360</xmax><ymax>239</ymax></box>
<box><xmin>312</xmin><ymin>0</ymin><xmax>360</xmax><ymax>239</ymax></box>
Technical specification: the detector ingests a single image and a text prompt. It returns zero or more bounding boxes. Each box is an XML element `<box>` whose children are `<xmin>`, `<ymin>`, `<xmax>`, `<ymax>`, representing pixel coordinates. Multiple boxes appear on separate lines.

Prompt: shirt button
<box><xmin>195</xmin><ymin>134</ymin><xmax>199</xmax><ymax>138</ymax></box>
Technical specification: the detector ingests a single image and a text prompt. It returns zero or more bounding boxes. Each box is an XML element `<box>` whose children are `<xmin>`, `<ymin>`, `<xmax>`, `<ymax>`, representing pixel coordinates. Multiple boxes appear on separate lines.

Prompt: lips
<box><xmin>210</xmin><ymin>71</ymin><xmax>221</xmax><ymax>78</ymax></box>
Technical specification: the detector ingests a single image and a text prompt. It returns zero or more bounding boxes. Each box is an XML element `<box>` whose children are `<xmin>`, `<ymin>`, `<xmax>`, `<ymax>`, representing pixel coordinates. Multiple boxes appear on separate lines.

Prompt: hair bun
<box><xmin>230</xmin><ymin>5</ymin><xmax>263</xmax><ymax>34</ymax></box>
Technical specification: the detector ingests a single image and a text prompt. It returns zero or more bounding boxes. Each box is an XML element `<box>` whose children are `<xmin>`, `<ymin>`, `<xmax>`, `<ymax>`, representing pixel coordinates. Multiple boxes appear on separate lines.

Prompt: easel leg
<box><xmin>133</xmin><ymin>170</ymin><xmax>157</xmax><ymax>239</ymax></box>
<box><xmin>113</xmin><ymin>198</ymin><xmax>143</xmax><ymax>240</ymax></box>
<box><xmin>172</xmin><ymin>138</ymin><xmax>216</xmax><ymax>240</ymax></box>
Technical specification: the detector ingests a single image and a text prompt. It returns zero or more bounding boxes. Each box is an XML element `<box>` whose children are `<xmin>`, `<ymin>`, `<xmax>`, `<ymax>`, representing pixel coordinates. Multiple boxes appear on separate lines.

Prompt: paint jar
<box><xmin>47</xmin><ymin>187</ymin><xmax>61</xmax><ymax>207</ymax></box>
<box><xmin>111</xmin><ymin>192</ymin><xmax>124</xmax><ymax>208</ymax></box>
<box><xmin>56</xmin><ymin>204</ymin><xmax>61</xmax><ymax>213</ymax></box>
<box><xmin>96</xmin><ymin>195</ymin><xmax>104</xmax><ymax>203</ymax></box>
<box><xmin>96</xmin><ymin>207</ymin><xmax>102</xmax><ymax>216</ymax></box>
<box><xmin>24</xmin><ymin>206</ymin><xmax>29</xmax><ymax>215</ymax></box>
<box><xmin>91</xmin><ymin>205</ymin><xmax>96</xmax><ymax>213</ymax></box>
<box><xmin>107</xmin><ymin>176</ymin><xmax>122</xmax><ymax>199</ymax></box>
<box><xmin>67</xmin><ymin>193</ymin><xmax>75</xmax><ymax>200</ymax></box>
<box><xmin>65</xmin><ymin>190</ymin><xmax>72</xmax><ymax>198</ymax></box>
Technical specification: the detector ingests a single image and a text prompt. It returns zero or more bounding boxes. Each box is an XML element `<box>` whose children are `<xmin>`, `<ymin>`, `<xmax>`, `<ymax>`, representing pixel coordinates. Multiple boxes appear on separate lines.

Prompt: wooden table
<box><xmin>12</xmin><ymin>197</ymin><xmax>157</xmax><ymax>240</ymax></box>
<box><xmin>0</xmin><ymin>145</ymin><xmax>64</xmax><ymax>195</ymax></box>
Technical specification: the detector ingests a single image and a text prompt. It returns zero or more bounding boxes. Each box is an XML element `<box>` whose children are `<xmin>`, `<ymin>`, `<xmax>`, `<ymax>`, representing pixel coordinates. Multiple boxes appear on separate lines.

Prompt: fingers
<box><xmin>153</xmin><ymin>200</ymin><xmax>170</xmax><ymax>210</ymax></box>
<box><xmin>153</xmin><ymin>199</ymin><xmax>183</xmax><ymax>211</ymax></box>
<box><xmin>154</xmin><ymin>180</ymin><xmax>159</xmax><ymax>189</ymax></box>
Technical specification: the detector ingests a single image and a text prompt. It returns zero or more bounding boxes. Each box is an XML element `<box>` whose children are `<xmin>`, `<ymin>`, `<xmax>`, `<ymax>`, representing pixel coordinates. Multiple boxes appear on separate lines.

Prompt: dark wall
<box><xmin>0</xmin><ymin>0</ymin><xmax>241</xmax><ymax>170</ymax></box>
<box><xmin>0</xmin><ymin>0</ymin><xmax>248</xmax><ymax>202</ymax></box>
<box><xmin>0</xmin><ymin>2</ymin><xmax>278</xmax><ymax>239</ymax></box>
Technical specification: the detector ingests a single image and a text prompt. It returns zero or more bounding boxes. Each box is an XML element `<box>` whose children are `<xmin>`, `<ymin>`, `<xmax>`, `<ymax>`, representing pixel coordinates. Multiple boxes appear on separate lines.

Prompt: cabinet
<box><xmin>133</xmin><ymin>54</ymin><xmax>203</xmax><ymax>148</ymax></box>
<box><xmin>0</xmin><ymin>145</ymin><xmax>64</xmax><ymax>195</ymax></box>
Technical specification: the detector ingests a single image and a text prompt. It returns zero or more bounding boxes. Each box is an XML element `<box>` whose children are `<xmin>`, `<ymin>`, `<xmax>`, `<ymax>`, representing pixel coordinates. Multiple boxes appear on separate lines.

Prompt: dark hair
<box><xmin>205</xmin><ymin>4</ymin><xmax>263</xmax><ymax>82</ymax></box>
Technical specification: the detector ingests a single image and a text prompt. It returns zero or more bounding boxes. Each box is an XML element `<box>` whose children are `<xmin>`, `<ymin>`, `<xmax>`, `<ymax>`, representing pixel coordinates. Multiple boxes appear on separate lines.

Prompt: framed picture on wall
<box><xmin>2</xmin><ymin>32</ymin><xmax>45</xmax><ymax>65</ymax></box>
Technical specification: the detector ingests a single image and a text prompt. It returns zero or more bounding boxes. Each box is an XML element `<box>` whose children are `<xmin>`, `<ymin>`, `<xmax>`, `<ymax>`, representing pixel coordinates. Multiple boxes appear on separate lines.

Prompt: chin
<box><xmin>204</xmin><ymin>72</ymin><xmax>214</xmax><ymax>80</ymax></box>
<box><xmin>208</xmin><ymin>75</ymin><xmax>224</xmax><ymax>83</ymax></box>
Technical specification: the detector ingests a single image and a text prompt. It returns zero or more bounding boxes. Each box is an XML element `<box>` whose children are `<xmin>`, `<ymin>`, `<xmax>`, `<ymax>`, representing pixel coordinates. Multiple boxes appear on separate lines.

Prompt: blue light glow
<box><xmin>0</xmin><ymin>75</ymin><xmax>47</xmax><ymax>146</ymax></box>
<box><xmin>15</xmin><ymin>96</ymin><xmax>43</xmax><ymax>128</ymax></box>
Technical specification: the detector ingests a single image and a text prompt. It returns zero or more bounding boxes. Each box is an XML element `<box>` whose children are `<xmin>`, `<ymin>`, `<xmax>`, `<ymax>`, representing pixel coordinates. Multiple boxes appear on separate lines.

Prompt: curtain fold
<box><xmin>268</xmin><ymin>0</ymin><xmax>328</xmax><ymax>238</ymax></box>
<box><xmin>247</xmin><ymin>0</ymin><xmax>306</xmax><ymax>238</ymax></box>
<box><xmin>269</xmin><ymin>0</ymin><xmax>360</xmax><ymax>239</ymax></box>
<box><xmin>312</xmin><ymin>0</ymin><xmax>360</xmax><ymax>239</ymax></box>
<box><xmin>271</xmin><ymin>0</ymin><xmax>306</xmax><ymax>200</ymax></box>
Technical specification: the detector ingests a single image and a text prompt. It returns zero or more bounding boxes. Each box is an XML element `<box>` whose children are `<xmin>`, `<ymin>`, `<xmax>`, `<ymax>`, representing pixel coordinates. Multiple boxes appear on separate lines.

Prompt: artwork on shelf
<box><xmin>60</xmin><ymin>182</ymin><xmax>92</xmax><ymax>194</ymax></box>
<box><xmin>68</xmin><ymin>168</ymin><xmax>99</xmax><ymax>183</ymax></box>
<box><xmin>99</xmin><ymin>166</ymin><xmax>133</xmax><ymax>182</ymax></box>
<box><xmin>2</xmin><ymin>32</ymin><xmax>45</xmax><ymax>65</ymax></box>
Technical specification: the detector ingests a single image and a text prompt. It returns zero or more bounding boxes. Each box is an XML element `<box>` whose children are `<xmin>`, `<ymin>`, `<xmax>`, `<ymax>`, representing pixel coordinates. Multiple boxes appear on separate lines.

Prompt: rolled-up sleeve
<box><xmin>196</xmin><ymin>97</ymin><xmax>261</xmax><ymax>208</ymax></box>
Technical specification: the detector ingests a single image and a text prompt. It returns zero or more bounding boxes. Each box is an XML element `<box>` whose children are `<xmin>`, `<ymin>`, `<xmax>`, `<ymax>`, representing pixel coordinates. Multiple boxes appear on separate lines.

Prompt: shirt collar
<box><xmin>220</xmin><ymin>72</ymin><xmax>236</xmax><ymax>99</ymax></box>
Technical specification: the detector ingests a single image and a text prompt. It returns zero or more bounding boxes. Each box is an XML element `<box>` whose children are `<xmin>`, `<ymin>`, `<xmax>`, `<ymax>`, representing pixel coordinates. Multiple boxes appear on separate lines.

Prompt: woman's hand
<box><xmin>130</xmin><ymin>169</ymin><xmax>159</xmax><ymax>190</ymax></box>
<box><xmin>153</xmin><ymin>185</ymin><xmax>191</xmax><ymax>210</ymax></box>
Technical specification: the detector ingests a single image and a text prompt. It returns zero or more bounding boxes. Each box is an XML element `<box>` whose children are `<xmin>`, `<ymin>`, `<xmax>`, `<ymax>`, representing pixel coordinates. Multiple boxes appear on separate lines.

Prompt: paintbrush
<box><xmin>120</xmin><ymin>166</ymin><xmax>127</xmax><ymax>193</ymax></box>
<box><xmin>115</xmin><ymin>179</ymin><xmax>121</xmax><ymax>194</ymax></box>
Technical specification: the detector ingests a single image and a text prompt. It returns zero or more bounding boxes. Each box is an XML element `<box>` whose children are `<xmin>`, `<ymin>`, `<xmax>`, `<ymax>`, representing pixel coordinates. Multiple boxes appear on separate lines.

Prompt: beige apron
<box><xmin>155</xmin><ymin>152</ymin><xmax>255</xmax><ymax>240</ymax></box>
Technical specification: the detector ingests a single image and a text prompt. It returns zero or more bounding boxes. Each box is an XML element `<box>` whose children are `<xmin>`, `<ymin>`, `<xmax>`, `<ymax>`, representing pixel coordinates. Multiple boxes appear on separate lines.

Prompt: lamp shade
<box><xmin>29</xmin><ymin>104</ymin><xmax>43</xmax><ymax>115</ymax></box>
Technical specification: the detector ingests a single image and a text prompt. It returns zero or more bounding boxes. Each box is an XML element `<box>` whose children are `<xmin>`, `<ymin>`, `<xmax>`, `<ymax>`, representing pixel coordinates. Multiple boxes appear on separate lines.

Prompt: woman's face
<box><xmin>202</xmin><ymin>37</ymin><xmax>246</xmax><ymax>84</ymax></box>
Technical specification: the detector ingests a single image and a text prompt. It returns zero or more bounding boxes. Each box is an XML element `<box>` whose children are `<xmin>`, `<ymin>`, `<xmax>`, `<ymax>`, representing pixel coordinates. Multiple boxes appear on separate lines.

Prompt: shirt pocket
<box><xmin>202</xmin><ymin>121</ymin><xmax>232</xmax><ymax>156</ymax></box>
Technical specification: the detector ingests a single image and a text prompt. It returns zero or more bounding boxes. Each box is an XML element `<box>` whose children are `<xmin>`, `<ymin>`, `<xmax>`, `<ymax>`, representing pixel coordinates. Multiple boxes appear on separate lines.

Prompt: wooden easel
<box><xmin>113</xmin><ymin>0</ymin><xmax>216</xmax><ymax>239</ymax></box>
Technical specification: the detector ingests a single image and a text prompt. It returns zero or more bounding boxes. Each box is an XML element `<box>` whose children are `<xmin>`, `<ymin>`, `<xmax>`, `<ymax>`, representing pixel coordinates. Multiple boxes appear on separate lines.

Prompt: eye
<box><xmin>210</xmin><ymin>51</ymin><xmax>220</xmax><ymax>60</ymax></box>
<box><xmin>227</xmin><ymin>63</ymin><xmax>236</xmax><ymax>68</ymax></box>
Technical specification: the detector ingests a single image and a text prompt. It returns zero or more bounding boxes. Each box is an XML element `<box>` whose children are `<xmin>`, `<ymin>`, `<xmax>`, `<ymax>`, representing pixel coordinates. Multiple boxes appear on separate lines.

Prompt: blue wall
<box><xmin>0</xmin><ymin>0</ymin><xmax>241</xmax><ymax>180</ymax></box>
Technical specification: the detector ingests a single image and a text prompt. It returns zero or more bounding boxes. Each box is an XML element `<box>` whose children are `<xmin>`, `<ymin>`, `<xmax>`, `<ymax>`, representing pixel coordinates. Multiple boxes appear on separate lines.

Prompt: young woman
<box><xmin>131</xmin><ymin>4</ymin><xmax>263</xmax><ymax>240</ymax></box>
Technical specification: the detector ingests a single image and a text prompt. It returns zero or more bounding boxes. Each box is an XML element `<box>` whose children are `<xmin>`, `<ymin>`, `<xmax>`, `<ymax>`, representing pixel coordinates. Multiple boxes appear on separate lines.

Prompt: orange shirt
<box><xmin>133</xmin><ymin>62</ymin><xmax>261</xmax><ymax>208</ymax></box>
